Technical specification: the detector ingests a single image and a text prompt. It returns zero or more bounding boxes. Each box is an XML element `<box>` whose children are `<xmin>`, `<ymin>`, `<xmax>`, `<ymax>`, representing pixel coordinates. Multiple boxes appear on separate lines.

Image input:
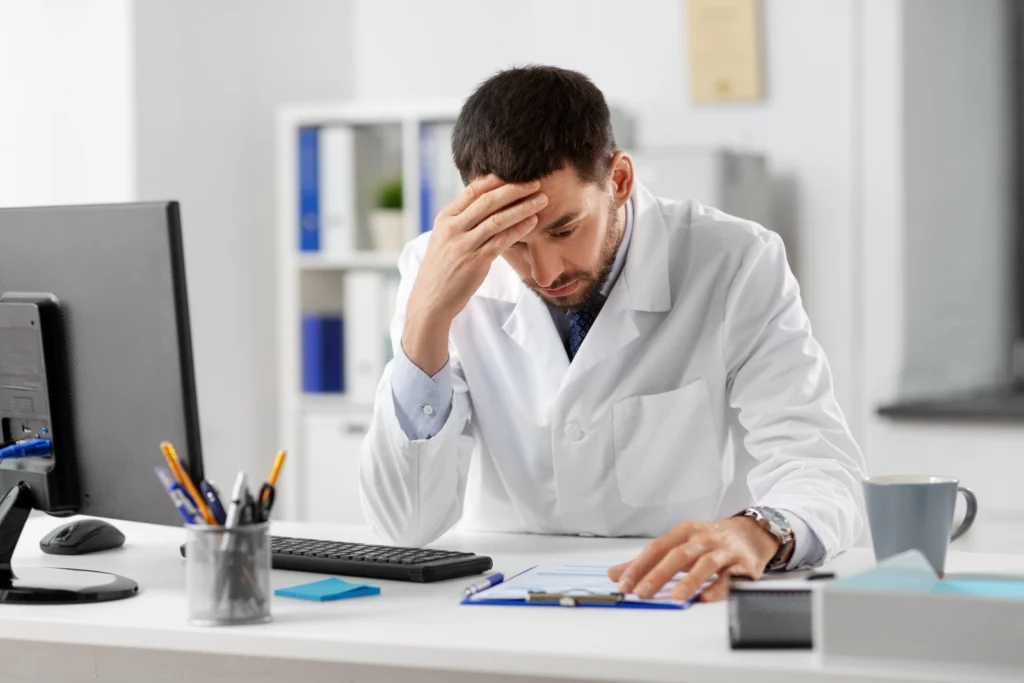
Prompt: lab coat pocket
<box><xmin>612</xmin><ymin>379</ymin><xmax>721</xmax><ymax>507</ymax></box>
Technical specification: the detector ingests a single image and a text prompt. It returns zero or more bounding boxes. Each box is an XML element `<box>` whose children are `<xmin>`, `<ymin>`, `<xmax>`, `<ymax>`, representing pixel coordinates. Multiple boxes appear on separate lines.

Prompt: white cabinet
<box><xmin>299</xmin><ymin>410</ymin><xmax>371</xmax><ymax>523</ymax></box>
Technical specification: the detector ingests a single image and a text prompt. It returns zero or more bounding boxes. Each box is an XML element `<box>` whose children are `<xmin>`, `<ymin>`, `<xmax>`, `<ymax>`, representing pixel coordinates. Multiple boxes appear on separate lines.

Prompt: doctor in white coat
<box><xmin>360</xmin><ymin>66</ymin><xmax>866</xmax><ymax>603</ymax></box>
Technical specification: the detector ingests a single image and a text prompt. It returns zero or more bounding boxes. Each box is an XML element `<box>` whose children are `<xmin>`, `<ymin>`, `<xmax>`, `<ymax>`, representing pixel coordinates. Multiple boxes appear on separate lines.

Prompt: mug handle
<box><xmin>950</xmin><ymin>486</ymin><xmax>978</xmax><ymax>542</ymax></box>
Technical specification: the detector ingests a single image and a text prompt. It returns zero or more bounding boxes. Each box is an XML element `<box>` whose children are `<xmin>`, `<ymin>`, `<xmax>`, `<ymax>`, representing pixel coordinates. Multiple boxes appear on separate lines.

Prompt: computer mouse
<box><xmin>39</xmin><ymin>519</ymin><xmax>126</xmax><ymax>555</ymax></box>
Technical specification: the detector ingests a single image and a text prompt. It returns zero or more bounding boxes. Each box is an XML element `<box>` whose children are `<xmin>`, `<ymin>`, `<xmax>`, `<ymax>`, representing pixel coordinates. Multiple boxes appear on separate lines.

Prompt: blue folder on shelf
<box><xmin>461</xmin><ymin>562</ymin><xmax>698</xmax><ymax>610</ymax></box>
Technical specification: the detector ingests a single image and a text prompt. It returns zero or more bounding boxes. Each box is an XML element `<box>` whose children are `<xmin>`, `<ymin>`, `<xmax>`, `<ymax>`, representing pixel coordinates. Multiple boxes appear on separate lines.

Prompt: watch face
<box><xmin>760</xmin><ymin>507</ymin><xmax>791</xmax><ymax>534</ymax></box>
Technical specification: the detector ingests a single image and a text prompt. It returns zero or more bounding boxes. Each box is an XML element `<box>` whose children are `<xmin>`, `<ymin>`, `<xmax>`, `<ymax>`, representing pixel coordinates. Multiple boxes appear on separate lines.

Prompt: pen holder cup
<box><xmin>185</xmin><ymin>523</ymin><xmax>272</xmax><ymax>626</ymax></box>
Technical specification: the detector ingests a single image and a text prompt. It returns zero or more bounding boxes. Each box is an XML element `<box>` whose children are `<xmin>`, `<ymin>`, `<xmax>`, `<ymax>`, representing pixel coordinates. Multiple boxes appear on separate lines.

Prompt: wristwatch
<box><xmin>736</xmin><ymin>506</ymin><xmax>795</xmax><ymax>571</ymax></box>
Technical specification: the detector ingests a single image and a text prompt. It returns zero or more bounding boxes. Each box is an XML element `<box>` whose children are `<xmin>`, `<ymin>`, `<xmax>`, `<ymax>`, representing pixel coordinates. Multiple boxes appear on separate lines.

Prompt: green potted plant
<box><xmin>370</xmin><ymin>177</ymin><xmax>405</xmax><ymax>252</ymax></box>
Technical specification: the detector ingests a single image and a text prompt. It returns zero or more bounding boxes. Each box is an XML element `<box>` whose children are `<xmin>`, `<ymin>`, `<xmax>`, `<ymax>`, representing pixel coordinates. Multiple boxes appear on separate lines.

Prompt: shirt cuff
<box><xmin>778</xmin><ymin>509</ymin><xmax>826</xmax><ymax>569</ymax></box>
<box><xmin>390</xmin><ymin>344</ymin><xmax>453</xmax><ymax>441</ymax></box>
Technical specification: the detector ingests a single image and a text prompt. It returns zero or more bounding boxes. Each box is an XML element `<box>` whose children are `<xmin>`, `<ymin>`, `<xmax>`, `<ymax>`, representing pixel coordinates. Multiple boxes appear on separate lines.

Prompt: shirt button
<box><xmin>565</xmin><ymin>423</ymin><xmax>583</xmax><ymax>441</ymax></box>
<box><xmin>422</xmin><ymin>405</ymin><xmax>436</xmax><ymax>416</ymax></box>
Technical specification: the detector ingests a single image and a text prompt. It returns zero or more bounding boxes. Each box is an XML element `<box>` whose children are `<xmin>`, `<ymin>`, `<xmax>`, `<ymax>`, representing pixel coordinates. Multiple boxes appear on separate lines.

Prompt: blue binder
<box><xmin>301</xmin><ymin>314</ymin><xmax>343</xmax><ymax>393</ymax></box>
<box><xmin>419</xmin><ymin>122</ymin><xmax>434</xmax><ymax>233</ymax></box>
<box><xmin>298</xmin><ymin>127</ymin><xmax>320</xmax><ymax>252</ymax></box>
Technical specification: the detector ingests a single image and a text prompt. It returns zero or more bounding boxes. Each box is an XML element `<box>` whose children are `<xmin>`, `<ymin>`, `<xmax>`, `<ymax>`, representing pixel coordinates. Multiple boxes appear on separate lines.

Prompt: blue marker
<box><xmin>155</xmin><ymin>466</ymin><xmax>204</xmax><ymax>525</ymax></box>
<box><xmin>200</xmin><ymin>481</ymin><xmax>227</xmax><ymax>525</ymax></box>
<box><xmin>462</xmin><ymin>573</ymin><xmax>505</xmax><ymax>597</ymax></box>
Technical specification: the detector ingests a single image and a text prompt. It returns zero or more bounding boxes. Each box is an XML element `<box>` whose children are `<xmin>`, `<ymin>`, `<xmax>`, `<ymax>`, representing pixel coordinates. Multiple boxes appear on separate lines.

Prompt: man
<box><xmin>359</xmin><ymin>65</ymin><xmax>866</xmax><ymax>603</ymax></box>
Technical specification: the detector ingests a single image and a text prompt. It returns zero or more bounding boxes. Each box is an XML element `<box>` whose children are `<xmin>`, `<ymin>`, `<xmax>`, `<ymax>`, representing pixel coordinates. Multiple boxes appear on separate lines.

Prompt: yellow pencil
<box><xmin>262</xmin><ymin>450</ymin><xmax>287</xmax><ymax>505</ymax></box>
<box><xmin>161</xmin><ymin>441</ymin><xmax>216</xmax><ymax>526</ymax></box>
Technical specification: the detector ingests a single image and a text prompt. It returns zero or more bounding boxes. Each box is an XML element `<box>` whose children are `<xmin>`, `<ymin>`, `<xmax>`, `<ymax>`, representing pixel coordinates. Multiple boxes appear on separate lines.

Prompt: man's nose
<box><xmin>528</xmin><ymin>246</ymin><xmax>561</xmax><ymax>288</ymax></box>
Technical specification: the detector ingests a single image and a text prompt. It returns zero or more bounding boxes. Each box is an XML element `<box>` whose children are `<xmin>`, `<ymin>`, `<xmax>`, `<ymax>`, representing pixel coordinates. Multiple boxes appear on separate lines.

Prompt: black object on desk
<box><xmin>181</xmin><ymin>536</ymin><xmax>493</xmax><ymax>583</ymax></box>
<box><xmin>728</xmin><ymin>571</ymin><xmax>835</xmax><ymax>650</ymax></box>
<box><xmin>40</xmin><ymin>519</ymin><xmax>125</xmax><ymax>555</ymax></box>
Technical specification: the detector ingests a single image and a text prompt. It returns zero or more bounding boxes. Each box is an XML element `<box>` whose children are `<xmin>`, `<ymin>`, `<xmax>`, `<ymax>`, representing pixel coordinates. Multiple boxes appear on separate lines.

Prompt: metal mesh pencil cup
<box><xmin>185</xmin><ymin>522</ymin><xmax>271</xmax><ymax>626</ymax></box>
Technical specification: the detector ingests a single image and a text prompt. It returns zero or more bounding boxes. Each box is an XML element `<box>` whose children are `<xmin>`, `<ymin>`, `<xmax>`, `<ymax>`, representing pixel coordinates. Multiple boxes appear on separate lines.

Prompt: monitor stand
<box><xmin>0</xmin><ymin>482</ymin><xmax>138</xmax><ymax>604</ymax></box>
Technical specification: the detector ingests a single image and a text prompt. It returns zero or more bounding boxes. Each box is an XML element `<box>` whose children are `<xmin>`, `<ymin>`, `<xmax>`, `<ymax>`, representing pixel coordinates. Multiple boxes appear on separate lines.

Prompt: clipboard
<box><xmin>461</xmin><ymin>562</ymin><xmax>698</xmax><ymax>610</ymax></box>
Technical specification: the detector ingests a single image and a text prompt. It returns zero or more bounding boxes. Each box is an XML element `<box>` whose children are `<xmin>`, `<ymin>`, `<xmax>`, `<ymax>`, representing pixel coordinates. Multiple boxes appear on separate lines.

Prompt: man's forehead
<box><xmin>534</xmin><ymin>179</ymin><xmax>596</xmax><ymax>231</ymax></box>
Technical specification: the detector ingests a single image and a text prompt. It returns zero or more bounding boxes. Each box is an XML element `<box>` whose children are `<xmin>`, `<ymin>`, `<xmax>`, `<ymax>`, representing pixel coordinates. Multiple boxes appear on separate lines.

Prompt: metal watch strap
<box><xmin>737</xmin><ymin>506</ymin><xmax>795</xmax><ymax>571</ymax></box>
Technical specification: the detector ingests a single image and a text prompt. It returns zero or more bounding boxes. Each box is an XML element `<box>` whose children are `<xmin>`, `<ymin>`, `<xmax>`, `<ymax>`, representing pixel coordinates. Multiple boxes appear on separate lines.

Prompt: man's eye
<box><xmin>551</xmin><ymin>228</ymin><xmax>575</xmax><ymax>239</ymax></box>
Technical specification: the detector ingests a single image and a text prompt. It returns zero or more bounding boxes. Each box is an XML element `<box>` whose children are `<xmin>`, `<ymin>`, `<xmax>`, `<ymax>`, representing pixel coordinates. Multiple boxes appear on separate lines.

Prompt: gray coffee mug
<box><xmin>863</xmin><ymin>475</ymin><xmax>978</xmax><ymax>575</ymax></box>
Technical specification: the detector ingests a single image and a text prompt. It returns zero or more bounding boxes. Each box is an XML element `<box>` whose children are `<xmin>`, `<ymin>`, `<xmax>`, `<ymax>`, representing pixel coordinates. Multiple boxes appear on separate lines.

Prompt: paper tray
<box><xmin>815</xmin><ymin>551</ymin><xmax>1024</xmax><ymax>668</ymax></box>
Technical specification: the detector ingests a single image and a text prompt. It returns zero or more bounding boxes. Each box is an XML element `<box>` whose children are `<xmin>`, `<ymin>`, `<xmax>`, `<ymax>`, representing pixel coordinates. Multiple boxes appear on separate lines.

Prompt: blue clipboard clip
<box><xmin>526</xmin><ymin>589</ymin><xmax>624</xmax><ymax>607</ymax></box>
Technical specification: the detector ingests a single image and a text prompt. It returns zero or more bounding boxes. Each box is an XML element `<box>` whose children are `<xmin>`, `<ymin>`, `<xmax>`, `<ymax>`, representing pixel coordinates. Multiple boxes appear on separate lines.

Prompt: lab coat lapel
<box><xmin>560</xmin><ymin>184</ymin><xmax>672</xmax><ymax>389</ymax></box>
<box><xmin>559</xmin><ymin>283</ymin><xmax>638</xmax><ymax>389</ymax></box>
<box><xmin>502</xmin><ymin>284</ymin><xmax>570</xmax><ymax>388</ymax></box>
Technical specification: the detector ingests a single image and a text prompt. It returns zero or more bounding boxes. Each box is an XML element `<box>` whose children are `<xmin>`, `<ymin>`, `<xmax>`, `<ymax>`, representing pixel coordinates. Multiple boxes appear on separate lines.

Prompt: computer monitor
<box><xmin>0</xmin><ymin>201</ymin><xmax>203</xmax><ymax>603</ymax></box>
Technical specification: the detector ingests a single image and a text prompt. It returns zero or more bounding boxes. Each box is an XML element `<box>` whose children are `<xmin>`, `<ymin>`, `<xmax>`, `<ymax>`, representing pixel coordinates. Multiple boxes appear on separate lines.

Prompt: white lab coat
<box><xmin>359</xmin><ymin>183</ymin><xmax>866</xmax><ymax>560</ymax></box>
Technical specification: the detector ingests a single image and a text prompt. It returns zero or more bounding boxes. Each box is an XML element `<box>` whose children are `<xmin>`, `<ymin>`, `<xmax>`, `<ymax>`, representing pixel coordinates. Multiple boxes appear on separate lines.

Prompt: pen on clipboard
<box><xmin>462</xmin><ymin>573</ymin><xmax>505</xmax><ymax>597</ymax></box>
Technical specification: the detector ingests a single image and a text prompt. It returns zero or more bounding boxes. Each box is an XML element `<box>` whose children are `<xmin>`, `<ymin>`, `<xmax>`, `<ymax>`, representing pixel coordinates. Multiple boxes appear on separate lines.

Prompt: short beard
<box><xmin>536</xmin><ymin>197</ymin><xmax>622</xmax><ymax>311</ymax></box>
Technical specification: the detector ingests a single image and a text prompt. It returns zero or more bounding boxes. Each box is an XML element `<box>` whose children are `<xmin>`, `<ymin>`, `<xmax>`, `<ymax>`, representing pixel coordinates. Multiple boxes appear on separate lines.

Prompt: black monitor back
<box><xmin>0</xmin><ymin>202</ymin><xmax>202</xmax><ymax>525</ymax></box>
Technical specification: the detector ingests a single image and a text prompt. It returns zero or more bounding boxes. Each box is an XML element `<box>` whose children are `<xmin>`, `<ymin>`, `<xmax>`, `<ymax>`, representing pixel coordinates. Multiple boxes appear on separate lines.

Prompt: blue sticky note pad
<box><xmin>275</xmin><ymin>577</ymin><xmax>380</xmax><ymax>601</ymax></box>
<box><xmin>933</xmin><ymin>580</ymin><xmax>1024</xmax><ymax>600</ymax></box>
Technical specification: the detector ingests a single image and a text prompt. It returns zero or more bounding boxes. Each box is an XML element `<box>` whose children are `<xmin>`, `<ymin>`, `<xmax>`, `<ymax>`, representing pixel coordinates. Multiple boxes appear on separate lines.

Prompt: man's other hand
<box><xmin>607</xmin><ymin>517</ymin><xmax>781</xmax><ymax>603</ymax></box>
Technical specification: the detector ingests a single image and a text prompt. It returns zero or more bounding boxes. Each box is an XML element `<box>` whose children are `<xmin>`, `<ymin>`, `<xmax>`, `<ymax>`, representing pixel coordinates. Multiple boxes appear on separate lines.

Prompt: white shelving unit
<box><xmin>275</xmin><ymin>99</ymin><xmax>462</xmax><ymax>521</ymax></box>
<box><xmin>298</xmin><ymin>251</ymin><xmax>404</xmax><ymax>271</ymax></box>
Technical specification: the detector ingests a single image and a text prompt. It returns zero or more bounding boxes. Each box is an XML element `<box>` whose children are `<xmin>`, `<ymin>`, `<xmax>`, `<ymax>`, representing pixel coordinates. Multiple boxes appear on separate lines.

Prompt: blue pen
<box><xmin>155</xmin><ymin>466</ymin><xmax>204</xmax><ymax>525</ymax></box>
<box><xmin>462</xmin><ymin>573</ymin><xmax>505</xmax><ymax>597</ymax></box>
<box><xmin>200</xmin><ymin>481</ymin><xmax>227</xmax><ymax>525</ymax></box>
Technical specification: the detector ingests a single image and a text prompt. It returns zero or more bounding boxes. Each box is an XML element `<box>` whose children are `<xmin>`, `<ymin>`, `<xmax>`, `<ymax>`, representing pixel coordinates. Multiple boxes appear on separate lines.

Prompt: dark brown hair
<box><xmin>452</xmin><ymin>65</ymin><xmax>616</xmax><ymax>185</ymax></box>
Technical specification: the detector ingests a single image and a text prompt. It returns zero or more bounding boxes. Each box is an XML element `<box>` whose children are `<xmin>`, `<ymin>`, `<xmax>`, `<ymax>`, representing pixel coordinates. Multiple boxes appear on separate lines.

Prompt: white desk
<box><xmin>1</xmin><ymin>516</ymin><xmax>1022</xmax><ymax>683</ymax></box>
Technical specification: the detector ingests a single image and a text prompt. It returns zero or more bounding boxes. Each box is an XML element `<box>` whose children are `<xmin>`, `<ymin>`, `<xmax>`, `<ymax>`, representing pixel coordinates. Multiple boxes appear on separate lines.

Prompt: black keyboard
<box><xmin>180</xmin><ymin>535</ymin><xmax>493</xmax><ymax>583</ymax></box>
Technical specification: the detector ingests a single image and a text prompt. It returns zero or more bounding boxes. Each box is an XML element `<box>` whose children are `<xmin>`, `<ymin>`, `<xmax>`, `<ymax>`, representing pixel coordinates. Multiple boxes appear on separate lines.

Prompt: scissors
<box><xmin>256</xmin><ymin>483</ymin><xmax>276</xmax><ymax>523</ymax></box>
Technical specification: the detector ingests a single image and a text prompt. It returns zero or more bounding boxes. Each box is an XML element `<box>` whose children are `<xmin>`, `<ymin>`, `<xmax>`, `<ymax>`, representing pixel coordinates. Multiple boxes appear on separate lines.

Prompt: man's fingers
<box><xmin>442</xmin><ymin>174</ymin><xmax>501</xmax><ymax>217</ymax></box>
<box><xmin>455</xmin><ymin>180</ymin><xmax>541</xmax><ymax>230</ymax></box>
<box><xmin>470</xmin><ymin>193</ymin><xmax>547</xmax><ymax>247</ymax></box>
<box><xmin>697</xmin><ymin>565</ymin><xmax>743</xmax><ymax>603</ymax></box>
<box><xmin>607</xmin><ymin>562</ymin><xmax>629</xmax><ymax>582</ymax></box>
<box><xmin>669</xmin><ymin>551</ymin><xmax>731</xmax><ymax>602</ymax></box>
<box><xmin>485</xmin><ymin>214</ymin><xmax>539</xmax><ymax>256</ymax></box>
<box><xmin>635</xmin><ymin>542</ymin><xmax>726</xmax><ymax>599</ymax></box>
<box><xmin>616</xmin><ymin>524</ymin><xmax>699</xmax><ymax>594</ymax></box>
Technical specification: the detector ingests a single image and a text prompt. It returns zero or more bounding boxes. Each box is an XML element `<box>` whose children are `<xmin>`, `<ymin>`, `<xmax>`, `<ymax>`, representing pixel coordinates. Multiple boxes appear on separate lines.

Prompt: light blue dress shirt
<box><xmin>388</xmin><ymin>194</ymin><xmax>823</xmax><ymax>567</ymax></box>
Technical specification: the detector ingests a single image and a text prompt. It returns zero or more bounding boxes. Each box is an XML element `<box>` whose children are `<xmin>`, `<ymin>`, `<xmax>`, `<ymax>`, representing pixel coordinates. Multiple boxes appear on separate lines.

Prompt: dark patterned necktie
<box><xmin>568</xmin><ymin>300</ymin><xmax>601</xmax><ymax>361</ymax></box>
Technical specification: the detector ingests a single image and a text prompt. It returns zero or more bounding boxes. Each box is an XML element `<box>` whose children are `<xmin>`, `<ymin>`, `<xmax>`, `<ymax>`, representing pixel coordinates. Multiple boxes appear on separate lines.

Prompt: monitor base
<box><xmin>0</xmin><ymin>482</ymin><xmax>138</xmax><ymax>604</ymax></box>
<box><xmin>0</xmin><ymin>566</ymin><xmax>138</xmax><ymax>604</ymax></box>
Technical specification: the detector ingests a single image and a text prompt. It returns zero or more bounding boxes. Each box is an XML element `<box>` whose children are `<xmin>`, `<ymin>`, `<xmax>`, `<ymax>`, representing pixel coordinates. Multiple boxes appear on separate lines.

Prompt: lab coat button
<box><xmin>565</xmin><ymin>423</ymin><xmax>583</xmax><ymax>441</ymax></box>
<box><xmin>422</xmin><ymin>405</ymin><xmax>436</xmax><ymax>416</ymax></box>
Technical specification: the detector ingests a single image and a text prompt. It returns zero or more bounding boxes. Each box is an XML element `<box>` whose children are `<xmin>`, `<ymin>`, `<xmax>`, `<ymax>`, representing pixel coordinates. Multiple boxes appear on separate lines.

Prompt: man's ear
<box><xmin>608</xmin><ymin>151</ymin><xmax>635</xmax><ymax>208</ymax></box>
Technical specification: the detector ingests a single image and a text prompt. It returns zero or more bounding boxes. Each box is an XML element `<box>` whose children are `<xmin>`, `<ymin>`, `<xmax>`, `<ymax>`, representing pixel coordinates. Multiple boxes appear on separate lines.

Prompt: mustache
<box><xmin>531</xmin><ymin>271</ymin><xmax>594</xmax><ymax>290</ymax></box>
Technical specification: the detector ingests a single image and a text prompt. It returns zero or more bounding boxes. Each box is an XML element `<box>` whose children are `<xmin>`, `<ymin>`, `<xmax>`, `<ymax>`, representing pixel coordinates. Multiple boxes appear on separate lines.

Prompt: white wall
<box><xmin>132</xmin><ymin>0</ymin><xmax>355</xmax><ymax>486</ymax></box>
<box><xmin>860</xmin><ymin>0</ymin><xmax>1024</xmax><ymax>516</ymax></box>
<box><xmin>0</xmin><ymin>0</ymin><xmax>133</xmax><ymax>206</ymax></box>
